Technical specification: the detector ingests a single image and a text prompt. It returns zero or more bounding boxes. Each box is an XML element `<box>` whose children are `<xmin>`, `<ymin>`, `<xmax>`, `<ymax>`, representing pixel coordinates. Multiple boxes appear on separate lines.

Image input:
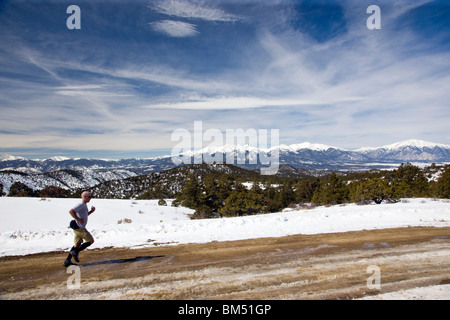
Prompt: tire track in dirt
<box><xmin>1</xmin><ymin>227</ymin><xmax>449</xmax><ymax>300</ymax></box>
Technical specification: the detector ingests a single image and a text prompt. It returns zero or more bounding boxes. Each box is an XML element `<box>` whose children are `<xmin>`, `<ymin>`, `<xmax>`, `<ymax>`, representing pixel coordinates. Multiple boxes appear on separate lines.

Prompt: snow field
<box><xmin>0</xmin><ymin>197</ymin><xmax>449</xmax><ymax>257</ymax></box>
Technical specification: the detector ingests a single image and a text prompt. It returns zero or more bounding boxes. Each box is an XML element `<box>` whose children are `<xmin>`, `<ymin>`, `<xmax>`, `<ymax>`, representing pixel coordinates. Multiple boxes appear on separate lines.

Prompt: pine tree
<box><xmin>217</xmin><ymin>173</ymin><xmax>235</xmax><ymax>202</ymax></box>
<box><xmin>349</xmin><ymin>178</ymin><xmax>389</xmax><ymax>204</ymax></box>
<box><xmin>295</xmin><ymin>178</ymin><xmax>320</xmax><ymax>203</ymax></box>
<box><xmin>312</xmin><ymin>173</ymin><xmax>348</xmax><ymax>205</ymax></box>
<box><xmin>39</xmin><ymin>186</ymin><xmax>70</xmax><ymax>198</ymax></box>
<box><xmin>203</xmin><ymin>174</ymin><xmax>220</xmax><ymax>212</ymax></box>
<box><xmin>219</xmin><ymin>183</ymin><xmax>248</xmax><ymax>217</ymax></box>
<box><xmin>177</xmin><ymin>174</ymin><xmax>203</xmax><ymax>209</ymax></box>
<box><xmin>263</xmin><ymin>184</ymin><xmax>283</xmax><ymax>213</ymax></box>
<box><xmin>277</xmin><ymin>183</ymin><xmax>296</xmax><ymax>207</ymax></box>
<box><xmin>8</xmin><ymin>182</ymin><xmax>36</xmax><ymax>197</ymax></box>
<box><xmin>390</xmin><ymin>163</ymin><xmax>429</xmax><ymax>198</ymax></box>
<box><xmin>436</xmin><ymin>165</ymin><xmax>450</xmax><ymax>198</ymax></box>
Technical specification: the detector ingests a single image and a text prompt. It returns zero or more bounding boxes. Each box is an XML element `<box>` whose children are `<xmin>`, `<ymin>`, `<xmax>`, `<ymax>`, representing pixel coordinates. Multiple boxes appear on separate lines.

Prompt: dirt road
<box><xmin>1</xmin><ymin>227</ymin><xmax>449</xmax><ymax>300</ymax></box>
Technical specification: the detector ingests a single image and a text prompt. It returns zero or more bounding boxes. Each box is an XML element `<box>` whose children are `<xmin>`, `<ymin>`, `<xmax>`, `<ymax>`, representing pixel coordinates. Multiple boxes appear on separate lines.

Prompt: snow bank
<box><xmin>0</xmin><ymin>197</ymin><xmax>449</xmax><ymax>257</ymax></box>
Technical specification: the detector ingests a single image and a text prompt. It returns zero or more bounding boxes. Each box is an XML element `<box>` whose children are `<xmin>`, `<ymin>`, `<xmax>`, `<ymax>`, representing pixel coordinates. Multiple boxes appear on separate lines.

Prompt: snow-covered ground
<box><xmin>1</xmin><ymin>197</ymin><xmax>449</xmax><ymax>257</ymax></box>
<box><xmin>1</xmin><ymin>197</ymin><xmax>449</xmax><ymax>300</ymax></box>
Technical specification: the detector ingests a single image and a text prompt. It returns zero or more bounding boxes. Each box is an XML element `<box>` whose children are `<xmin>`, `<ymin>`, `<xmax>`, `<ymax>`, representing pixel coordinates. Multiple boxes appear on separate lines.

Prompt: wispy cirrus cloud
<box><xmin>148</xmin><ymin>0</ymin><xmax>241</xmax><ymax>38</ymax></box>
<box><xmin>55</xmin><ymin>84</ymin><xmax>133</xmax><ymax>97</ymax></box>
<box><xmin>149</xmin><ymin>20</ymin><xmax>199</xmax><ymax>37</ymax></box>
<box><xmin>149</xmin><ymin>0</ymin><xmax>240</xmax><ymax>22</ymax></box>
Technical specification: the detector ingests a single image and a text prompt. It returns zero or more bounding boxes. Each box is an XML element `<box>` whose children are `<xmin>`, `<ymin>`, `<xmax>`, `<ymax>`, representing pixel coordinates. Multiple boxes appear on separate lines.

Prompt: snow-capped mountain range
<box><xmin>1</xmin><ymin>139</ymin><xmax>449</xmax><ymax>194</ymax></box>
<box><xmin>355</xmin><ymin>140</ymin><xmax>450</xmax><ymax>161</ymax></box>
<box><xmin>187</xmin><ymin>139</ymin><xmax>450</xmax><ymax>168</ymax></box>
<box><xmin>1</xmin><ymin>139</ymin><xmax>450</xmax><ymax>172</ymax></box>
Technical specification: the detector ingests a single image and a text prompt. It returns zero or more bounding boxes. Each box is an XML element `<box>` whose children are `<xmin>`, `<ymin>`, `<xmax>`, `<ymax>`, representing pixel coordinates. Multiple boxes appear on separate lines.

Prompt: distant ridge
<box><xmin>182</xmin><ymin>139</ymin><xmax>450</xmax><ymax>156</ymax></box>
<box><xmin>1</xmin><ymin>139</ymin><xmax>449</xmax><ymax>195</ymax></box>
<box><xmin>1</xmin><ymin>139</ymin><xmax>449</xmax><ymax>175</ymax></box>
<box><xmin>356</xmin><ymin>139</ymin><xmax>450</xmax><ymax>152</ymax></box>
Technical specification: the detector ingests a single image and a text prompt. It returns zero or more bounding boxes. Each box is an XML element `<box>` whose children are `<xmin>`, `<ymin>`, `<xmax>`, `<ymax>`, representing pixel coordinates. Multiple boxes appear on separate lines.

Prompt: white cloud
<box><xmin>55</xmin><ymin>84</ymin><xmax>132</xmax><ymax>97</ymax></box>
<box><xmin>150</xmin><ymin>20</ymin><xmax>199</xmax><ymax>37</ymax></box>
<box><xmin>150</xmin><ymin>0</ymin><xmax>239</xmax><ymax>22</ymax></box>
<box><xmin>143</xmin><ymin>95</ymin><xmax>361</xmax><ymax>110</ymax></box>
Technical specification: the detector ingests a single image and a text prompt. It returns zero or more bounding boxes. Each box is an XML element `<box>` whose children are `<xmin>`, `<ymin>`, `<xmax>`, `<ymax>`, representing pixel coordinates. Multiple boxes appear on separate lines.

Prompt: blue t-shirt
<box><xmin>72</xmin><ymin>202</ymin><xmax>89</xmax><ymax>228</ymax></box>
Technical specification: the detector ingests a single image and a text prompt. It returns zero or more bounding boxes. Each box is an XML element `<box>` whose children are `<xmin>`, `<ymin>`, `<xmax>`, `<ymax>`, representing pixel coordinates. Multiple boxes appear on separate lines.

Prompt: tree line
<box><xmin>3</xmin><ymin>163</ymin><xmax>450</xmax><ymax>220</ymax></box>
<box><xmin>174</xmin><ymin>163</ymin><xmax>450</xmax><ymax>218</ymax></box>
<box><xmin>5</xmin><ymin>183</ymin><xmax>74</xmax><ymax>198</ymax></box>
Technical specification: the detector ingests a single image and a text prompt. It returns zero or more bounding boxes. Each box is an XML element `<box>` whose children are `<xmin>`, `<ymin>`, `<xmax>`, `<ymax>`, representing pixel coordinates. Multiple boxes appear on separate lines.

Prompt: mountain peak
<box><xmin>357</xmin><ymin>139</ymin><xmax>450</xmax><ymax>152</ymax></box>
<box><xmin>275</xmin><ymin>142</ymin><xmax>345</xmax><ymax>153</ymax></box>
<box><xmin>0</xmin><ymin>153</ymin><xmax>26</xmax><ymax>161</ymax></box>
<box><xmin>381</xmin><ymin>139</ymin><xmax>450</xmax><ymax>150</ymax></box>
<box><xmin>48</xmin><ymin>156</ymin><xmax>72</xmax><ymax>161</ymax></box>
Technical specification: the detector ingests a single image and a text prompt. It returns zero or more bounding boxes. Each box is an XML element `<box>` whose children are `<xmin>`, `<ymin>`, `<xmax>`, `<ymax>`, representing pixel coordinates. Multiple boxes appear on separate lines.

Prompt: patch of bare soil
<box><xmin>0</xmin><ymin>227</ymin><xmax>449</xmax><ymax>300</ymax></box>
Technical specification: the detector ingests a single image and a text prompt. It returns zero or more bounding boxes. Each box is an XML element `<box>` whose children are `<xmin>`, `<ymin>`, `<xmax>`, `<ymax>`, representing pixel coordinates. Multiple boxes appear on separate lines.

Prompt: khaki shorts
<box><xmin>73</xmin><ymin>228</ymin><xmax>94</xmax><ymax>244</ymax></box>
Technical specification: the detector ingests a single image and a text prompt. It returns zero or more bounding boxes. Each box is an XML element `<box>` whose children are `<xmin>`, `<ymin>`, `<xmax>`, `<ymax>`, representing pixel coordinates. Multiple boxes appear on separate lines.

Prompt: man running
<box><xmin>64</xmin><ymin>191</ymin><xmax>96</xmax><ymax>267</ymax></box>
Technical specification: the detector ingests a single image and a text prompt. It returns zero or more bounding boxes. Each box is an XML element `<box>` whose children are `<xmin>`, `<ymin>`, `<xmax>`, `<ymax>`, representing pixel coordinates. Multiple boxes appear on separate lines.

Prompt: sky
<box><xmin>0</xmin><ymin>0</ymin><xmax>449</xmax><ymax>159</ymax></box>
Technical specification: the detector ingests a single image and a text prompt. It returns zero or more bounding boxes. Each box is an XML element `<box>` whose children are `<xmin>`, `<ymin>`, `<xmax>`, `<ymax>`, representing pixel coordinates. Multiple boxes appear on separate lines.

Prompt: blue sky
<box><xmin>0</xmin><ymin>0</ymin><xmax>449</xmax><ymax>159</ymax></box>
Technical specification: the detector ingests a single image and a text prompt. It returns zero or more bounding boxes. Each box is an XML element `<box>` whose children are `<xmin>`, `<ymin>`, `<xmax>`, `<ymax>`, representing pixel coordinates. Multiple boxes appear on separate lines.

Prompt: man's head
<box><xmin>81</xmin><ymin>191</ymin><xmax>92</xmax><ymax>203</ymax></box>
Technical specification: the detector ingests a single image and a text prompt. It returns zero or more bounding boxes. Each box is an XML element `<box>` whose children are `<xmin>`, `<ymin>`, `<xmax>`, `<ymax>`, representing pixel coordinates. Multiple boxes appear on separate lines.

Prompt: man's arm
<box><xmin>88</xmin><ymin>206</ymin><xmax>95</xmax><ymax>215</ymax></box>
<box><xmin>69</xmin><ymin>208</ymin><xmax>84</xmax><ymax>224</ymax></box>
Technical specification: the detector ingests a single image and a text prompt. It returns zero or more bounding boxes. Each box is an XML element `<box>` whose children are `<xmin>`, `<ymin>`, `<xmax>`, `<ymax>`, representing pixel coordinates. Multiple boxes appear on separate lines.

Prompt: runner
<box><xmin>64</xmin><ymin>191</ymin><xmax>96</xmax><ymax>267</ymax></box>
